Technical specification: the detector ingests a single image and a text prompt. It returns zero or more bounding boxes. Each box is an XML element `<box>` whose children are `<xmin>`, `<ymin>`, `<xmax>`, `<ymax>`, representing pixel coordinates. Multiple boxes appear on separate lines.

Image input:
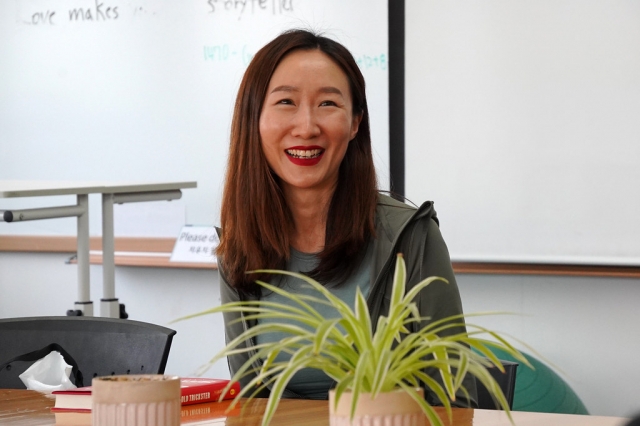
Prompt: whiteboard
<box><xmin>405</xmin><ymin>0</ymin><xmax>640</xmax><ymax>265</ymax></box>
<box><xmin>0</xmin><ymin>0</ymin><xmax>389</xmax><ymax>237</ymax></box>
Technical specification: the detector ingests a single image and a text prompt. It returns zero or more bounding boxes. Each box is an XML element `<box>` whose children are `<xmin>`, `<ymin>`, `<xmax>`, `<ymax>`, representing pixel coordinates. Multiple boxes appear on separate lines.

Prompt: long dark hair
<box><xmin>217</xmin><ymin>29</ymin><xmax>378</xmax><ymax>295</ymax></box>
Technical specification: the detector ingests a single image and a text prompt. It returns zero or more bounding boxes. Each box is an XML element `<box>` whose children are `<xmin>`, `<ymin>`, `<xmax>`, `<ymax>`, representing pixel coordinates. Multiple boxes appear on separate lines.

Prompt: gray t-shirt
<box><xmin>255</xmin><ymin>242</ymin><xmax>373</xmax><ymax>399</ymax></box>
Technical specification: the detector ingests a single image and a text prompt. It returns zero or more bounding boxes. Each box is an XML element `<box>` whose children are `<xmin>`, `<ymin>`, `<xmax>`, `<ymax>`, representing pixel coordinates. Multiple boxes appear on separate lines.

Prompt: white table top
<box><xmin>0</xmin><ymin>180</ymin><xmax>197</xmax><ymax>198</ymax></box>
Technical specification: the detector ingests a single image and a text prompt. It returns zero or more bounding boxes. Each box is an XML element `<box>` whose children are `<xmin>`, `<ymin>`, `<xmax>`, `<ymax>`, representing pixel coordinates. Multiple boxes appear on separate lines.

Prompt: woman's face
<box><xmin>259</xmin><ymin>49</ymin><xmax>361</xmax><ymax>196</ymax></box>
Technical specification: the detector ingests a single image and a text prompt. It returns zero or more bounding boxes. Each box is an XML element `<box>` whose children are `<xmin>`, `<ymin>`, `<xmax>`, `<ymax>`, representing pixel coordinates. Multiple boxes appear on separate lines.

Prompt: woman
<box><xmin>217</xmin><ymin>29</ymin><xmax>477</xmax><ymax>407</ymax></box>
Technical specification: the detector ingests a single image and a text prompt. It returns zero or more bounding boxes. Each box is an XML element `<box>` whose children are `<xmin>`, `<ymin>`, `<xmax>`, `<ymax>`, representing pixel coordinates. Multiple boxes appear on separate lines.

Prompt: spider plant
<box><xmin>176</xmin><ymin>254</ymin><xmax>530</xmax><ymax>426</ymax></box>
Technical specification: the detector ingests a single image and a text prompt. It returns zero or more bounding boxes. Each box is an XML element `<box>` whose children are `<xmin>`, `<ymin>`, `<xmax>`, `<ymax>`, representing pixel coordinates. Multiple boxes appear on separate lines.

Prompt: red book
<box><xmin>180</xmin><ymin>378</ymin><xmax>241</xmax><ymax>406</ymax></box>
<box><xmin>51</xmin><ymin>378</ymin><xmax>240</xmax><ymax>411</ymax></box>
<box><xmin>51</xmin><ymin>386</ymin><xmax>93</xmax><ymax>411</ymax></box>
<box><xmin>181</xmin><ymin>399</ymin><xmax>243</xmax><ymax>423</ymax></box>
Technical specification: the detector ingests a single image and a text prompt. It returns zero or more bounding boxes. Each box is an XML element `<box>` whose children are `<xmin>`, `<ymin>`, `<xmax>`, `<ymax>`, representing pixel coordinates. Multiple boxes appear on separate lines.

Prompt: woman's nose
<box><xmin>291</xmin><ymin>106</ymin><xmax>320</xmax><ymax>139</ymax></box>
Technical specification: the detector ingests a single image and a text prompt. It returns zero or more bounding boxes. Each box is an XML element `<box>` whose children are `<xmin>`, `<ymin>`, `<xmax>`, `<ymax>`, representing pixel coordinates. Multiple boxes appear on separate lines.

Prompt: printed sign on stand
<box><xmin>170</xmin><ymin>226</ymin><xmax>218</xmax><ymax>264</ymax></box>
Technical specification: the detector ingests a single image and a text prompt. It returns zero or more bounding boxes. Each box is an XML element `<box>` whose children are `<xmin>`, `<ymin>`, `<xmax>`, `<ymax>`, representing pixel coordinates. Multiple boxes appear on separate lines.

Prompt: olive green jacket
<box><xmin>218</xmin><ymin>194</ymin><xmax>478</xmax><ymax>407</ymax></box>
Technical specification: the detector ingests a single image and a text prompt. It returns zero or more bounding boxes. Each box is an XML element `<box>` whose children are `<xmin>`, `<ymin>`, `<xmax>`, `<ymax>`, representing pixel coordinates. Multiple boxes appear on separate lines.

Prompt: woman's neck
<box><xmin>285</xmin><ymin>186</ymin><xmax>334</xmax><ymax>254</ymax></box>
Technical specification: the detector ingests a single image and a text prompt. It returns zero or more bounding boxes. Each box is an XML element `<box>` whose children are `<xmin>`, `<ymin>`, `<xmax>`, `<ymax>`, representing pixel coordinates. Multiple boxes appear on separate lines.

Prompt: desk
<box><xmin>0</xmin><ymin>181</ymin><xmax>197</xmax><ymax>318</ymax></box>
<box><xmin>0</xmin><ymin>389</ymin><xmax>629</xmax><ymax>426</ymax></box>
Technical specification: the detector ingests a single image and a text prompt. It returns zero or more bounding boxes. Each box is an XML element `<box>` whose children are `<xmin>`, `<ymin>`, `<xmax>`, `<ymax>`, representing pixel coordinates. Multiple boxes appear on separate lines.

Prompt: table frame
<box><xmin>0</xmin><ymin>181</ymin><xmax>196</xmax><ymax>318</ymax></box>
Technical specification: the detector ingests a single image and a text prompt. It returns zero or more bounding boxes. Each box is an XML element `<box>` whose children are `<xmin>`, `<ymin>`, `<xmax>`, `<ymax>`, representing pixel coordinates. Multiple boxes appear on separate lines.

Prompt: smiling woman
<box><xmin>218</xmin><ymin>29</ymin><xmax>377</xmax><ymax>293</ymax></box>
<box><xmin>214</xmin><ymin>29</ymin><xmax>477</xmax><ymax>407</ymax></box>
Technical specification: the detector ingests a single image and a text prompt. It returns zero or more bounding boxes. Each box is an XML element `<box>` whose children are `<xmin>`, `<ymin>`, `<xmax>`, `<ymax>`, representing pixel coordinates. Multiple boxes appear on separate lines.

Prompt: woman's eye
<box><xmin>276</xmin><ymin>98</ymin><xmax>294</xmax><ymax>105</ymax></box>
<box><xmin>320</xmin><ymin>100</ymin><xmax>337</xmax><ymax>107</ymax></box>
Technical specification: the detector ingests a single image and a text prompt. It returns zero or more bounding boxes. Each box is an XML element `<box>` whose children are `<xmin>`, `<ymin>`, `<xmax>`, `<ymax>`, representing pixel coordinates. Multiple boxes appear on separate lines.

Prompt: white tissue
<box><xmin>18</xmin><ymin>351</ymin><xmax>77</xmax><ymax>393</ymax></box>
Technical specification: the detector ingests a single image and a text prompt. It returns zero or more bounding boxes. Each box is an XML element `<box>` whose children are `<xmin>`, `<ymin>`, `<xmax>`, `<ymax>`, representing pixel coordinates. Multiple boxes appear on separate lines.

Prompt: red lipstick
<box><xmin>285</xmin><ymin>146</ymin><xmax>324</xmax><ymax>166</ymax></box>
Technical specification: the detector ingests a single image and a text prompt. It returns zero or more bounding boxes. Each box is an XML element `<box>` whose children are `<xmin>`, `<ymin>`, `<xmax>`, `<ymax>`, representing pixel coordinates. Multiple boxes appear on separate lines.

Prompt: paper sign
<box><xmin>170</xmin><ymin>226</ymin><xmax>218</xmax><ymax>263</ymax></box>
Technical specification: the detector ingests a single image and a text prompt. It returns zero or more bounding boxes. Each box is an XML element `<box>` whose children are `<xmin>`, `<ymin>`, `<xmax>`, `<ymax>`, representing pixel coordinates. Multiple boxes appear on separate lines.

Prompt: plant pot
<box><xmin>92</xmin><ymin>375</ymin><xmax>181</xmax><ymax>426</ymax></box>
<box><xmin>329</xmin><ymin>388</ymin><xmax>426</xmax><ymax>426</ymax></box>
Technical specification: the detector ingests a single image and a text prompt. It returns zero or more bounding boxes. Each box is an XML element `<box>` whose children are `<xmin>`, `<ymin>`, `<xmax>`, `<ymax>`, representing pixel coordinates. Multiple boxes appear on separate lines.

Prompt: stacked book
<box><xmin>51</xmin><ymin>378</ymin><xmax>240</xmax><ymax>425</ymax></box>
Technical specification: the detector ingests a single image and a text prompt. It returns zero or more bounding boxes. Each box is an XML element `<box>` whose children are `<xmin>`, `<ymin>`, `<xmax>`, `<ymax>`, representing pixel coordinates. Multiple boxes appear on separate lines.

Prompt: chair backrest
<box><xmin>0</xmin><ymin>316</ymin><xmax>176</xmax><ymax>389</ymax></box>
<box><xmin>477</xmin><ymin>347</ymin><xmax>589</xmax><ymax>414</ymax></box>
<box><xmin>476</xmin><ymin>360</ymin><xmax>518</xmax><ymax>410</ymax></box>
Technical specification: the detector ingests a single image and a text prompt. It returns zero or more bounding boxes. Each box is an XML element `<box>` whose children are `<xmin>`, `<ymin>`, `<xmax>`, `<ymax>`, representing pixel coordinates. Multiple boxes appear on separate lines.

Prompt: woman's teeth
<box><xmin>286</xmin><ymin>149</ymin><xmax>323</xmax><ymax>159</ymax></box>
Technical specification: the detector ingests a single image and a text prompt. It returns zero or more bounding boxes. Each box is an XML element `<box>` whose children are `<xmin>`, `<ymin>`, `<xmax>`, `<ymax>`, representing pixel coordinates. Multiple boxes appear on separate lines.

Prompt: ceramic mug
<box><xmin>92</xmin><ymin>375</ymin><xmax>181</xmax><ymax>426</ymax></box>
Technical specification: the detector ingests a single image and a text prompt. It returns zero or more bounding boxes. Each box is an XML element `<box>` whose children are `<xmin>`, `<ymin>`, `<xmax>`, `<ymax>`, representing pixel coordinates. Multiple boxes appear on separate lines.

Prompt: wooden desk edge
<box><xmin>0</xmin><ymin>235</ymin><xmax>217</xmax><ymax>270</ymax></box>
<box><xmin>2</xmin><ymin>235</ymin><xmax>640</xmax><ymax>277</ymax></box>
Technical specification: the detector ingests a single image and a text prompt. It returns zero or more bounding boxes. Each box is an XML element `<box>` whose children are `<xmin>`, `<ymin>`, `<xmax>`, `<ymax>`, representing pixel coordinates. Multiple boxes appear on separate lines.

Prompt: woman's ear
<box><xmin>350</xmin><ymin>112</ymin><xmax>363</xmax><ymax>141</ymax></box>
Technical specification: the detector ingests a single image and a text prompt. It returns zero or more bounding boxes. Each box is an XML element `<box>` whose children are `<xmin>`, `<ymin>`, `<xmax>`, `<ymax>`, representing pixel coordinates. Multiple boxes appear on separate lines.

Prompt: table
<box><xmin>0</xmin><ymin>389</ymin><xmax>629</xmax><ymax>426</ymax></box>
<box><xmin>0</xmin><ymin>181</ymin><xmax>197</xmax><ymax>318</ymax></box>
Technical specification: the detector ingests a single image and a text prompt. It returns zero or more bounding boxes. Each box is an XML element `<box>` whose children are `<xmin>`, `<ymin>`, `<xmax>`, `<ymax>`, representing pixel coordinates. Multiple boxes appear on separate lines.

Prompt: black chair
<box><xmin>0</xmin><ymin>316</ymin><xmax>176</xmax><ymax>389</ymax></box>
<box><xmin>476</xmin><ymin>360</ymin><xmax>518</xmax><ymax>410</ymax></box>
<box><xmin>625</xmin><ymin>413</ymin><xmax>640</xmax><ymax>426</ymax></box>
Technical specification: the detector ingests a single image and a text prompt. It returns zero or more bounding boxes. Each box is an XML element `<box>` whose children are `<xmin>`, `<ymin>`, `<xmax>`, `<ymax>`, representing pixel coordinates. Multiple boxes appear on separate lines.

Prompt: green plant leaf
<box><xmin>313</xmin><ymin>318</ymin><xmax>341</xmax><ymax>355</ymax></box>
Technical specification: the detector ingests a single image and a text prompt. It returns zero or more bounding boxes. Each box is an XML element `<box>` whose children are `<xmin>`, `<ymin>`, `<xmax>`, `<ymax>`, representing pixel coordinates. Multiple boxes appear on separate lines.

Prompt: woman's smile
<box><xmin>285</xmin><ymin>146</ymin><xmax>325</xmax><ymax>165</ymax></box>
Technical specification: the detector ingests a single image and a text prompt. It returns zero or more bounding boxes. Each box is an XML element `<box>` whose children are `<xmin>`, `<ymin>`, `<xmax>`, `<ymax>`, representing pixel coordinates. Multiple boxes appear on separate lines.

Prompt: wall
<box><xmin>1</xmin><ymin>253</ymin><xmax>639</xmax><ymax>417</ymax></box>
<box><xmin>456</xmin><ymin>272</ymin><xmax>640</xmax><ymax>418</ymax></box>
